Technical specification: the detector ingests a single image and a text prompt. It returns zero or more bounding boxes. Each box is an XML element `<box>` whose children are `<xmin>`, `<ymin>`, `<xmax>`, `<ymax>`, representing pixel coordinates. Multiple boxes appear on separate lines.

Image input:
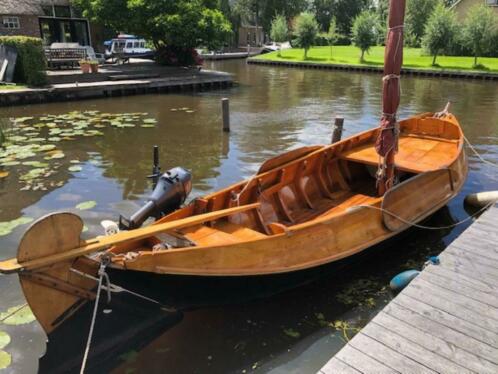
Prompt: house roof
<box><xmin>0</xmin><ymin>0</ymin><xmax>71</xmax><ymax>15</ymax></box>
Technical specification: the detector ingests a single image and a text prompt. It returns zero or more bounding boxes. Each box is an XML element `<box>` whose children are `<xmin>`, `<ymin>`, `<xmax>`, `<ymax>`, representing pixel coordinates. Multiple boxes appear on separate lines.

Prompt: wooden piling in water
<box><xmin>222</xmin><ymin>98</ymin><xmax>230</xmax><ymax>132</ymax></box>
<box><xmin>331</xmin><ymin>116</ymin><xmax>344</xmax><ymax>143</ymax></box>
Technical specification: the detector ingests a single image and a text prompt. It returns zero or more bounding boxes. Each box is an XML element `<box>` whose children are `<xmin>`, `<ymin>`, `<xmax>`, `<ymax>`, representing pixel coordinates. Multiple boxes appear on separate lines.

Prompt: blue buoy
<box><xmin>390</xmin><ymin>270</ymin><xmax>420</xmax><ymax>292</ymax></box>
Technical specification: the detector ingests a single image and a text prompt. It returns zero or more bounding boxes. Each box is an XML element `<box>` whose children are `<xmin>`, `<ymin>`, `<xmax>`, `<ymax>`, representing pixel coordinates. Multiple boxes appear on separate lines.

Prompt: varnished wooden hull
<box><xmin>107</xmin><ymin>112</ymin><xmax>467</xmax><ymax>277</ymax></box>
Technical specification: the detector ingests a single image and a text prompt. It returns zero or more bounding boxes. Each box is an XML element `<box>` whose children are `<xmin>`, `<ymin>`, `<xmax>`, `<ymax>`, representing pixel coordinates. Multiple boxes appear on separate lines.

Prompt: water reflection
<box><xmin>0</xmin><ymin>60</ymin><xmax>496</xmax><ymax>373</ymax></box>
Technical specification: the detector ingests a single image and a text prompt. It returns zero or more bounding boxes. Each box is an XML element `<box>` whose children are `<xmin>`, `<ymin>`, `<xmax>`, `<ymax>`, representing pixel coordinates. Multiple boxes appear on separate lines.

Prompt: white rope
<box><xmin>464</xmin><ymin>135</ymin><xmax>498</xmax><ymax>169</ymax></box>
<box><xmin>80</xmin><ymin>262</ymin><xmax>106</xmax><ymax>374</ymax></box>
<box><xmin>354</xmin><ymin>200</ymin><xmax>495</xmax><ymax>230</ymax></box>
<box><xmin>69</xmin><ymin>267</ymin><xmax>176</xmax><ymax>312</ymax></box>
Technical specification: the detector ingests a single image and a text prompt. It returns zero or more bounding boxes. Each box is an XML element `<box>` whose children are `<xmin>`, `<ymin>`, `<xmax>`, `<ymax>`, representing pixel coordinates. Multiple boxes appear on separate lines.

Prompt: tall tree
<box><xmin>327</xmin><ymin>18</ymin><xmax>339</xmax><ymax>59</ymax></box>
<box><xmin>233</xmin><ymin>0</ymin><xmax>263</xmax><ymax>45</ymax></box>
<box><xmin>422</xmin><ymin>3</ymin><xmax>457</xmax><ymax>65</ymax></box>
<box><xmin>261</xmin><ymin>0</ymin><xmax>307</xmax><ymax>33</ymax></box>
<box><xmin>310</xmin><ymin>0</ymin><xmax>370</xmax><ymax>35</ymax></box>
<box><xmin>351</xmin><ymin>11</ymin><xmax>378</xmax><ymax>62</ymax></box>
<box><xmin>406</xmin><ymin>0</ymin><xmax>438</xmax><ymax>47</ymax></box>
<box><xmin>463</xmin><ymin>4</ymin><xmax>496</xmax><ymax>67</ymax></box>
<box><xmin>270</xmin><ymin>14</ymin><xmax>289</xmax><ymax>56</ymax></box>
<box><xmin>74</xmin><ymin>0</ymin><xmax>231</xmax><ymax>50</ymax></box>
<box><xmin>294</xmin><ymin>12</ymin><xmax>319</xmax><ymax>59</ymax></box>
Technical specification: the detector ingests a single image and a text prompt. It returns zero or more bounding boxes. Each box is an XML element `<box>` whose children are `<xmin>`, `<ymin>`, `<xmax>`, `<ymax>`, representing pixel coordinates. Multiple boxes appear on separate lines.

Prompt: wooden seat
<box><xmin>340</xmin><ymin>135</ymin><xmax>458</xmax><ymax>173</ymax></box>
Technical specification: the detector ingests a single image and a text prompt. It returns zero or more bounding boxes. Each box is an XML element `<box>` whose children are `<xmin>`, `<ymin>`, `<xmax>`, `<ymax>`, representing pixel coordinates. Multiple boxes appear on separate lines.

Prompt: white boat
<box><xmin>104</xmin><ymin>34</ymin><xmax>155</xmax><ymax>61</ymax></box>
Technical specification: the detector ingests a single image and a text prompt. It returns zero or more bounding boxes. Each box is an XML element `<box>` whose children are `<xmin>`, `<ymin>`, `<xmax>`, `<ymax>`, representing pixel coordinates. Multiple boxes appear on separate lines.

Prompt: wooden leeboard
<box><xmin>382</xmin><ymin>169</ymin><xmax>454</xmax><ymax>232</ymax></box>
<box><xmin>319</xmin><ymin>204</ymin><xmax>498</xmax><ymax>374</ymax></box>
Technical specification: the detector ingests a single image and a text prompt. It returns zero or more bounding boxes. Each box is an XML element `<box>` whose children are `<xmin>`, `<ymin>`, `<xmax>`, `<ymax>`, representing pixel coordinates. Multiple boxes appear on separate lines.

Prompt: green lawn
<box><xmin>0</xmin><ymin>84</ymin><xmax>28</xmax><ymax>91</ymax></box>
<box><xmin>253</xmin><ymin>46</ymin><xmax>498</xmax><ymax>73</ymax></box>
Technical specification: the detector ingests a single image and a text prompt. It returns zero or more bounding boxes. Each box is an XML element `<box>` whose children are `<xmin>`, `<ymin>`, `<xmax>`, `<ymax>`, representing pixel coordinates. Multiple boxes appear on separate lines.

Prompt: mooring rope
<box><xmin>353</xmin><ymin>199</ymin><xmax>495</xmax><ymax>231</ymax></box>
<box><xmin>464</xmin><ymin>135</ymin><xmax>498</xmax><ymax>169</ymax></box>
<box><xmin>80</xmin><ymin>262</ymin><xmax>107</xmax><ymax>374</ymax></box>
<box><xmin>69</xmin><ymin>268</ymin><xmax>176</xmax><ymax>312</ymax></box>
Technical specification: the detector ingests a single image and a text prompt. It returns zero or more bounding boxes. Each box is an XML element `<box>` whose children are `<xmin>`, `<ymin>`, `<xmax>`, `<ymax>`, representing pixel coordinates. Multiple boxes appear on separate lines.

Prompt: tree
<box><xmin>327</xmin><ymin>18</ymin><xmax>339</xmax><ymax>59</ymax></box>
<box><xmin>294</xmin><ymin>12</ymin><xmax>319</xmax><ymax>59</ymax></box>
<box><xmin>422</xmin><ymin>4</ymin><xmax>457</xmax><ymax>66</ymax></box>
<box><xmin>74</xmin><ymin>0</ymin><xmax>231</xmax><ymax>52</ymax></box>
<box><xmin>351</xmin><ymin>11</ymin><xmax>378</xmax><ymax>62</ymax></box>
<box><xmin>233</xmin><ymin>0</ymin><xmax>263</xmax><ymax>45</ymax></box>
<box><xmin>463</xmin><ymin>4</ymin><xmax>496</xmax><ymax>67</ymax></box>
<box><xmin>261</xmin><ymin>0</ymin><xmax>307</xmax><ymax>33</ymax></box>
<box><xmin>270</xmin><ymin>14</ymin><xmax>288</xmax><ymax>56</ymax></box>
<box><xmin>310</xmin><ymin>0</ymin><xmax>370</xmax><ymax>35</ymax></box>
<box><xmin>406</xmin><ymin>0</ymin><xmax>438</xmax><ymax>47</ymax></box>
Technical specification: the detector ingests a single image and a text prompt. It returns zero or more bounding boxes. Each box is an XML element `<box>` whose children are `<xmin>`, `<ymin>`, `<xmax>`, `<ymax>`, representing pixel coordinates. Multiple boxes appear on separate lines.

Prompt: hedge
<box><xmin>0</xmin><ymin>36</ymin><xmax>47</xmax><ymax>86</ymax></box>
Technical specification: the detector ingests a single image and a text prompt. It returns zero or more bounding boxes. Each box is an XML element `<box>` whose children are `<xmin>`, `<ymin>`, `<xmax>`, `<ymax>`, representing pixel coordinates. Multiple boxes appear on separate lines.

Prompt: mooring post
<box><xmin>331</xmin><ymin>116</ymin><xmax>344</xmax><ymax>143</ymax></box>
<box><xmin>247</xmin><ymin>44</ymin><xmax>251</xmax><ymax>57</ymax></box>
<box><xmin>222</xmin><ymin>98</ymin><xmax>230</xmax><ymax>132</ymax></box>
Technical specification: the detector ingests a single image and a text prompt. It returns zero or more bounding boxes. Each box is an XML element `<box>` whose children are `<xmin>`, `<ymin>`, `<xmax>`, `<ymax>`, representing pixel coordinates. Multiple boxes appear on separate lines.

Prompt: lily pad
<box><xmin>283</xmin><ymin>328</ymin><xmax>300</xmax><ymax>338</ymax></box>
<box><xmin>0</xmin><ymin>331</ymin><xmax>10</xmax><ymax>349</ymax></box>
<box><xmin>0</xmin><ymin>304</ymin><xmax>35</xmax><ymax>325</ymax></box>
<box><xmin>76</xmin><ymin>201</ymin><xmax>97</xmax><ymax>210</ymax></box>
<box><xmin>143</xmin><ymin>119</ymin><xmax>157</xmax><ymax>124</ymax></box>
<box><xmin>0</xmin><ymin>217</ymin><xmax>34</xmax><ymax>237</ymax></box>
<box><xmin>38</xmin><ymin>144</ymin><xmax>56</xmax><ymax>152</ymax></box>
<box><xmin>141</xmin><ymin>124</ymin><xmax>155</xmax><ymax>128</ymax></box>
<box><xmin>1</xmin><ymin>161</ymin><xmax>20</xmax><ymax>167</ymax></box>
<box><xmin>0</xmin><ymin>350</ymin><xmax>11</xmax><ymax>370</ymax></box>
<box><xmin>68</xmin><ymin>165</ymin><xmax>82</xmax><ymax>172</ymax></box>
<box><xmin>0</xmin><ymin>171</ymin><xmax>8</xmax><ymax>179</ymax></box>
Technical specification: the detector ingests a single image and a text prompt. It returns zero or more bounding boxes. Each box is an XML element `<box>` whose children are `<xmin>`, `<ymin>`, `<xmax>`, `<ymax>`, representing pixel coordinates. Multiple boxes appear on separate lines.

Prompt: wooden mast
<box><xmin>376</xmin><ymin>0</ymin><xmax>406</xmax><ymax>195</ymax></box>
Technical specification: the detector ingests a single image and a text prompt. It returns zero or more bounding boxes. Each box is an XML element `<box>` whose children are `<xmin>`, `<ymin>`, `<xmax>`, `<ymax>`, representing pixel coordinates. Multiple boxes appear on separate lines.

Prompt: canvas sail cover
<box><xmin>375</xmin><ymin>0</ymin><xmax>406</xmax><ymax>192</ymax></box>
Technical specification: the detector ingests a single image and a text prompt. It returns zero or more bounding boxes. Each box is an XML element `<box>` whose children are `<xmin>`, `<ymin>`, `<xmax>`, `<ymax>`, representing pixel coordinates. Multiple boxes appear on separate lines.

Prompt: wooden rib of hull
<box><xmin>106</xmin><ymin>112</ymin><xmax>467</xmax><ymax>276</ymax></box>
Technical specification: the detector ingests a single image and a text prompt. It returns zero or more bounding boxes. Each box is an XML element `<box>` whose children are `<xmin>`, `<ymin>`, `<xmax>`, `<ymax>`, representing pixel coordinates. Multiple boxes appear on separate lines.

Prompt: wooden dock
<box><xmin>320</xmin><ymin>204</ymin><xmax>498</xmax><ymax>374</ymax></box>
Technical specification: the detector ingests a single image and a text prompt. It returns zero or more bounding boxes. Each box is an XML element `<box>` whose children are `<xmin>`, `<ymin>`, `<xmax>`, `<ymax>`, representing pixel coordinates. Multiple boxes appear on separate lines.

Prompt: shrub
<box><xmin>422</xmin><ymin>4</ymin><xmax>457</xmax><ymax>66</ymax></box>
<box><xmin>294</xmin><ymin>12</ymin><xmax>319</xmax><ymax>59</ymax></box>
<box><xmin>155</xmin><ymin>45</ymin><xmax>203</xmax><ymax>66</ymax></box>
<box><xmin>0</xmin><ymin>36</ymin><xmax>47</xmax><ymax>86</ymax></box>
<box><xmin>351</xmin><ymin>11</ymin><xmax>378</xmax><ymax>62</ymax></box>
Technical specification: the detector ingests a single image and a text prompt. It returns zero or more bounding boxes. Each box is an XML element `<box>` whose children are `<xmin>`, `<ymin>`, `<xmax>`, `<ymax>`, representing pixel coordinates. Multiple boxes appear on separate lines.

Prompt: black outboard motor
<box><xmin>119</xmin><ymin>147</ymin><xmax>192</xmax><ymax>230</ymax></box>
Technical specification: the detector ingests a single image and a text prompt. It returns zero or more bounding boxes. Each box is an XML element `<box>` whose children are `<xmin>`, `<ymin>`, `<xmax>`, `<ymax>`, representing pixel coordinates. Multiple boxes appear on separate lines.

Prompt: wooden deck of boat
<box><xmin>319</xmin><ymin>204</ymin><xmax>498</xmax><ymax>374</ymax></box>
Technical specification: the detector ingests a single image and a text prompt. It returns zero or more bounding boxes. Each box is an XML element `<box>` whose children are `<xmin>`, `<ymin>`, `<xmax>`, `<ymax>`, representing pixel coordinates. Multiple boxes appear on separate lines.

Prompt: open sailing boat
<box><xmin>0</xmin><ymin>0</ymin><xmax>467</xmax><ymax>336</ymax></box>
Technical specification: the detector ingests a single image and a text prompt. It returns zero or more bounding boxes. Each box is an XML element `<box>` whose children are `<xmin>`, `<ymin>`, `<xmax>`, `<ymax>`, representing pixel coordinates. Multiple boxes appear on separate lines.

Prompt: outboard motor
<box><xmin>119</xmin><ymin>146</ymin><xmax>192</xmax><ymax>230</ymax></box>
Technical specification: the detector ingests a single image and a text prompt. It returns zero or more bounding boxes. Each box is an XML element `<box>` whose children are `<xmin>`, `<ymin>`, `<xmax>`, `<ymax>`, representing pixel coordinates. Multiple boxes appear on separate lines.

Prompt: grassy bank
<box><xmin>253</xmin><ymin>46</ymin><xmax>498</xmax><ymax>73</ymax></box>
<box><xmin>0</xmin><ymin>84</ymin><xmax>28</xmax><ymax>91</ymax></box>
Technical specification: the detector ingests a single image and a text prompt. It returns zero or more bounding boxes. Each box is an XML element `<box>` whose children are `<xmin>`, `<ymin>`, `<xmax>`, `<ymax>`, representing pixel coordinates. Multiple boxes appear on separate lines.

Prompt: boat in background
<box><xmin>104</xmin><ymin>34</ymin><xmax>155</xmax><ymax>62</ymax></box>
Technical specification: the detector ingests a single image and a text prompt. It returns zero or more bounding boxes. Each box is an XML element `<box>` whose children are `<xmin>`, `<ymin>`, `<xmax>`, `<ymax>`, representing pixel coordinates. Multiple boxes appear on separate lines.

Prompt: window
<box><xmin>54</xmin><ymin>5</ymin><xmax>71</xmax><ymax>18</ymax></box>
<box><xmin>487</xmin><ymin>0</ymin><xmax>498</xmax><ymax>5</ymax></box>
<box><xmin>140</xmin><ymin>42</ymin><xmax>145</xmax><ymax>48</ymax></box>
<box><xmin>126</xmin><ymin>41</ymin><xmax>133</xmax><ymax>48</ymax></box>
<box><xmin>2</xmin><ymin>17</ymin><xmax>20</xmax><ymax>29</ymax></box>
<box><xmin>134</xmin><ymin>41</ymin><xmax>140</xmax><ymax>48</ymax></box>
<box><xmin>42</xmin><ymin>6</ymin><xmax>54</xmax><ymax>16</ymax></box>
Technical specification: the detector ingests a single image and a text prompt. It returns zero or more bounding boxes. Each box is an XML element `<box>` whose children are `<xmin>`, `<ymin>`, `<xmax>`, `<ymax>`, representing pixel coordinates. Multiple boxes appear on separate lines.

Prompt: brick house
<box><xmin>0</xmin><ymin>0</ymin><xmax>92</xmax><ymax>46</ymax></box>
<box><xmin>451</xmin><ymin>0</ymin><xmax>498</xmax><ymax>20</ymax></box>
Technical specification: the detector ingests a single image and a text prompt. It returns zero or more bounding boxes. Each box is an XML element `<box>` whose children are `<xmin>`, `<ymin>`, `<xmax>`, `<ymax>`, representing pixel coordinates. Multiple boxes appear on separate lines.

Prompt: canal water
<box><xmin>0</xmin><ymin>60</ymin><xmax>496</xmax><ymax>373</ymax></box>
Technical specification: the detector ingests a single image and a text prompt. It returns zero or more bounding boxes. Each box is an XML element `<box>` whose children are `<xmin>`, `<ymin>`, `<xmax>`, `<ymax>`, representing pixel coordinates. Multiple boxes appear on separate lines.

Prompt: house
<box><xmin>0</xmin><ymin>0</ymin><xmax>92</xmax><ymax>46</ymax></box>
<box><xmin>451</xmin><ymin>0</ymin><xmax>498</xmax><ymax>20</ymax></box>
<box><xmin>238</xmin><ymin>25</ymin><xmax>265</xmax><ymax>47</ymax></box>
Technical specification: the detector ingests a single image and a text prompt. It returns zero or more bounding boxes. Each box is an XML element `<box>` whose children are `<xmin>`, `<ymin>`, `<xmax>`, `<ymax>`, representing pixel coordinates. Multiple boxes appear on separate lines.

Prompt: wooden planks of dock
<box><xmin>320</xmin><ymin>204</ymin><xmax>498</xmax><ymax>374</ymax></box>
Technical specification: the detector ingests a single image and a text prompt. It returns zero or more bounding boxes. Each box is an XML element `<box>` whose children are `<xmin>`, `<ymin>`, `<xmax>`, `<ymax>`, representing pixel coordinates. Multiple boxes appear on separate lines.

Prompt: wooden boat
<box><xmin>0</xmin><ymin>0</ymin><xmax>467</xmax><ymax>338</ymax></box>
<box><xmin>0</xmin><ymin>111</ymin><xmax>468</xmax><ymax>333</ymax></box>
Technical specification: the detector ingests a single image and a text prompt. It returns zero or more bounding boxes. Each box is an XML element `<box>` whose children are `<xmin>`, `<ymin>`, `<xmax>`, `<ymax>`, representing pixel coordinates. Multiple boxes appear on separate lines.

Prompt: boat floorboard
<box><xmin>319</xmin><ymin>204</ymin><xmax>498</xmax><ymax>374</ymax></box>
